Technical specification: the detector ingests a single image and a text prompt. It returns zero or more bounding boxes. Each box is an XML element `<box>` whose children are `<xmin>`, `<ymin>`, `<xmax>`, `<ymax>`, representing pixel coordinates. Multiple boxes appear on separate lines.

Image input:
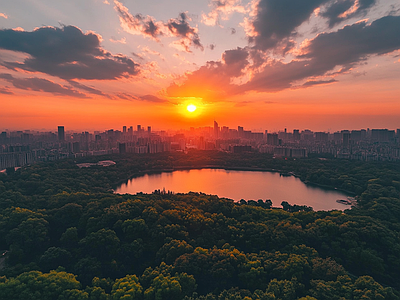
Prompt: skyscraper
<box><xmin>214</xmin><ymin>120</ymin><xmax>219</xmax><ymax>138</ymax></box>
<box><xmin>58</xmin><ymin>126</ymin><xmax>65</xmax><ymax>141</ymax></box>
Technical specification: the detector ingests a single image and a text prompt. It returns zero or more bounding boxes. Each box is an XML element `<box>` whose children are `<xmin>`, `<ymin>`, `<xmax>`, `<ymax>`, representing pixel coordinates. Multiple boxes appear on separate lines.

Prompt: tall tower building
<box><xmin>342</xmin><ymin>131</ymin><xmax>350</xmax><ymax>148</ymax></box>
<box><xmin>58</xmin><ymin>126</ymin><xmax>65</xmax><ymax>141</ymax></box>
<box><xmin>214</xmin><ymin>120</ymin><xmax>219</xmax><ymax>138</ymax></box>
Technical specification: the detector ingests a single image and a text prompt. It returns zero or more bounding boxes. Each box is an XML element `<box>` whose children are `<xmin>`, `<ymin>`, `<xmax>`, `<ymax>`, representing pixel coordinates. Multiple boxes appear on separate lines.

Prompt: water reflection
<box><xmin>115</xmin><ymin>169</ymin><xmax>349</xmax><ymax>211</ymax></box>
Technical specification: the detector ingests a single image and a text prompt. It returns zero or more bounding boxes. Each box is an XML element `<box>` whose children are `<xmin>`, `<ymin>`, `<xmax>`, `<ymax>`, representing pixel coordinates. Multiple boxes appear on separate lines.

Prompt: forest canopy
<box><xmin>1</xmin><ymin>151</ymin><xmax>400</xmax><ymax>299</ymax></box>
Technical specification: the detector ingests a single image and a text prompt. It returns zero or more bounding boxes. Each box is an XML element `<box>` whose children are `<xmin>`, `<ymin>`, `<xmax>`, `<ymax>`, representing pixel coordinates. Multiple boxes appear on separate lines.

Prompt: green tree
<box><xmin>111</xmin><ymin>275</ymin><xmax>142</xmax><ymax>300</ymax></box>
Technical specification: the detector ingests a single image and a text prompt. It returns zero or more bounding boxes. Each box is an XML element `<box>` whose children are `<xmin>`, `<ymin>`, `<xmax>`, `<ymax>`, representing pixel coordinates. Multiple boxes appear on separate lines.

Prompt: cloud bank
<box><xmin>0</xmin><ymin>73</ymin><xmax>88</xmax><ymax>98</ymax></box>
<box><xmin>0</xmin><ymin>25</ymin><xmax>140</xmax><ymax>80</ymax></box>
<box><xmin>168</xmin><ymin>14</ymin><xmax>400</xmax><ymax>99</ymax></box>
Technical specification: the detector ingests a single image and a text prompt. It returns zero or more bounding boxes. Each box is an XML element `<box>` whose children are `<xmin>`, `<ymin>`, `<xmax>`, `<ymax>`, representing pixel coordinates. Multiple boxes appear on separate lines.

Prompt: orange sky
<box><xmin>1</xmin><ymin>0</ymin><xmax>400</xmax><ymax>132</ymax></box>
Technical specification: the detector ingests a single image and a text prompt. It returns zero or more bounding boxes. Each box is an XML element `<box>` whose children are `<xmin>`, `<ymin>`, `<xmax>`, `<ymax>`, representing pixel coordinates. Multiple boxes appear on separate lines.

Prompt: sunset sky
<box><xmin>1</xmin><ymin>0</ymin><xmax>399</xmax><ymax>132</ymax></box>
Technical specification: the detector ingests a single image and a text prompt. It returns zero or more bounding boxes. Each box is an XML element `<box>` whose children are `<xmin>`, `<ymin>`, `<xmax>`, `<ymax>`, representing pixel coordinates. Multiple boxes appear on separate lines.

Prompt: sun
<box><xmin>187</xmin><ymin>104</ymin><xmax>197</xmax><ymax>112</ymax></box>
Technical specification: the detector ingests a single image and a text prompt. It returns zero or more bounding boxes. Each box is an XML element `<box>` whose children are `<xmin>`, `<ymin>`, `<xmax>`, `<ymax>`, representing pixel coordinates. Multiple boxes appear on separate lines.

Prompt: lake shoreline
<box><xmin>114</xmin><ymin>166</ymin><xmax>354</xmax><ymax>210</ymax></box>
<box><xmin>114</xmin><ymin>165</ymin><xmax>355</xmax><ymax>197</ymax></box>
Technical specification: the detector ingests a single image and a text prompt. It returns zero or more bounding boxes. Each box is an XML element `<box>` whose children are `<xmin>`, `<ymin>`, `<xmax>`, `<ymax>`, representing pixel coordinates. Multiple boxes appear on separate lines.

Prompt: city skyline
<box><xmin>1</xmin><ymin>0</ymin><xmax>400</xmax><ymax>131</ymax></box>
<box><xmin>2</xmin><ymin>123</ymin><xmax>400</xmax><ymax>172</ymax></box>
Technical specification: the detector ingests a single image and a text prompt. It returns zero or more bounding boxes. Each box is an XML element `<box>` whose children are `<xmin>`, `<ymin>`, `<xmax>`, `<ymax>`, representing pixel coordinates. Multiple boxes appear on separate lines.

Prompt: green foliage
<box><xmin>111</xmin><ymin>275</ymin><xmax>142</xmax><ymax>300</ymax></box>
<box><xmin>0</xmin><ymin>270</ymin><xmax>81</xmax><ymax>300</ymax></box>
<box><xmin>1</xmin><ymin>153</ymin><xmax>400</xmax><ymax>299</ymax></box>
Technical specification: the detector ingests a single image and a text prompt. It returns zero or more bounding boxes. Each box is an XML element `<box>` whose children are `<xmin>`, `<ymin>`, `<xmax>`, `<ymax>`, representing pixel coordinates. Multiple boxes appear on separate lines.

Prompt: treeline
<box><xmin>0</xmin><ymin>151</ymin><xmax>400</xmax><ymax>299</ymax></box>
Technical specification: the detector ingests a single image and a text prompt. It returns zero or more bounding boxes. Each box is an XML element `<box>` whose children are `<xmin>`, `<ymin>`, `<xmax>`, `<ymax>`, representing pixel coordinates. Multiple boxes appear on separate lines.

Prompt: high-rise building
<box><xmin>293</xmin><ymin>129</ymin><xmax>300</xmax><ymax>141</ymax></box>
<box><xmin>342</xmin><ymin>130</ymin><xmax>350</xmax><ymax>147</ymax></box>
<box><xmin>123</xmin><ymin>126</ymin><xmax>127</xmax><ymax>133</ymax></box>
<box><xmin>0</xmin><ymin>132</ymin><xmax>7</xmax><ymax>142</ymax></box>
<box><xmin>72</xmin><ymin>142</ymin><xmax>80</xmax><ymax>153</ymax></box>
<box><xmin>267</xmin><ymin>133</ymin><xmax>279</xmax><ymax>146</ymax></box>
<box><xmin>214</xmin><ymin>120</ymin><xmax>219</xmax><ymax>138</ymax></box>
<box><xmin>315</xmin><ymin>132</ymin><xmax>328</xmax><ymax>142</ymax></box>
<box><xmin>58</xmin><ymin>126</ymin><xmax>65</xmax><ymax>141</ymax></box>
<box><xmin>119</xmin><ymin>143</ymin><xmax>126</xmax><ymax>154</ymax></box>
<box><xmin>238</xmin><ymin>126</ymin><xmax>244</xmax><ymax>138</ymax></box>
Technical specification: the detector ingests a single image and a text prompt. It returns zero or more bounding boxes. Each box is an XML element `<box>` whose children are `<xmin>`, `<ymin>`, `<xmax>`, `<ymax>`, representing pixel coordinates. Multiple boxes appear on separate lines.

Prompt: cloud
<box><xmin>0</xmin><ymin>73</ymin><xmax>88</xmax><ymax>98</ymax></box>
<box><xmin>132</xmin><ymin>52</ymin><xmax>145</xmax><ymax>60</ymax></box>
<box><xmin>140</xmin><ymin>46</ymin><xmax>165</xmax><ymax>60</ymax></box>
<box><xmin>0</xmin><ymin>25</ymin><xmax>140</xmax><ymax>80</ymax></box>
<box><xmin>238</xmin><ymin>15</ymin><xmax>400</xmax><ymax>93</ymax></box>
<box><xmin>167</xmin><ymin>15</ymin><xmax>400</xmax><ymax>97</ymax></box>
<box><xmin>167</xmin><ymin>47</ymin><xmax>249</xmax><ymax>100</ymax></box>
<box><xmin>138</xmin><ymin>94</ymin><xmax>166</xmax><ymax>102</ymax></box>
<box><xmin>222</xmin><ymin>47</ymin><xmax>249</xmax><ymax>76</ymax></box>
<box><xmin>247</xmin><ymin>0</ymin><xmax>330</xmax><ymax>51</ymax></box>
<box><xmin>114</xmin><ymin>1</ymin><xmax>203</xmax><ymax>52</ymax></box>
<box><xmin>245</xmin><ymin>0</ymin><xmax>379</xmax><ymax>52</ymax></box>
<box><xmin>0</xmin><ymin>87</ymin><xmax>13</xmax><ymax>95</ymax></box>
<box><xmin>114</xmin><ymin>0</ymin><xmax>164</xmax><ymax>40</ymax></box>
<box><xmin>116</xmin><ymin>92</ymin><xmax>136</xmax><ymax>100</ymax></box>
<box><xmin>234</xmin><ymin>100</ymin><xmax>252</xmax><ymax>107</ymax></box>
<box><xmin>0</xmin><ymin>13</ymin><xmax>7</xmax><ymax>19</ymax></box>
<box><xmin>109</xmin><ymin>36</ymin><xmax>126</xmax><ymax>44</ymax></box>
<box><xmin>201</xmin><ymin>0</ymin><xmax>246</xmax><ymax>26</ymax></box>
<box><xmin>166</xmin><ymin>13</ymin><xmax>204</xmax><ymax>52</ymax></box>
<box><xmin>298</xmin><ymin>16</ymin><xmax>400</xmax><ymax>67</ymax></box>
<box><xmin>67</xmin><ymin>80</ymin><xmax>112</xmax><ymax>98</ymax></box>
<box><xmin>116</xmin><ymin>92</ymin><xmax>167</xmax><ymax>102</ymax></box>
<box><xmin>301</xmin><ymin>78</ymin><xmax>338</xmax><ymax>87</ymax></box>
<box><xmin>321</xmin><ymin>0</ymin><xmax>376</xmax><ymax>28</ymax></box>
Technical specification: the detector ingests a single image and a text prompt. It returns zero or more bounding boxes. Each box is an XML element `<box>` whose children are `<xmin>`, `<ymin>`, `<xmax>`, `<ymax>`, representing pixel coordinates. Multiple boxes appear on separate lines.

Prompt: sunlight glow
<box><xmin>187</xmin><ymin>104</ymin><xmax>197</xmax><ymax>112</ymax></box>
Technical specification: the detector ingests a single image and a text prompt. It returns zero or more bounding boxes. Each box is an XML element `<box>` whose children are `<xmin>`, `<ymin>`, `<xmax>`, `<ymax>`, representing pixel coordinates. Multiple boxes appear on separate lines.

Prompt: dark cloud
<box><xmin>114</xmin><ymin>1</ymin><xmax>203</xmax><ymax>52</ymax></box>
<box><xmin>116</xmin><ymin>92</ymin><xmax>167</xmax><ymax>102</ymax></box>
<box><xmin>116</xmin><ymin>92</ymin><xmax>136</xmax><ymax>100</ymax></box>
<box><xmin>167</xmin><ymin>13</ymin><xmax>204</xmax><ymax>51</ymax></box>
<box><xmin>0</xmin><ymin>73</ymin><xmax>88</xmax><ymax>98</ymax></box>
<box><xmin>0</xmin><ymin>25</ymin><xmax>140</xmax><ymax>80</ymax></box>
<box><xmin>0</xmin><ymin>87</ymin><xmax>13</xmax><ymax>95</ymax></box>
<box><xmin>249</xmin><ymin>0</ymin><xmax>329</xmax><ymax>51</ymax></box>
<box><xmin>299</xmin><ymin>15</ymin><xmax>400</xmax><ymax>67</ymax></box>
<box><xmin>114</xmin><ymin>0</ymin><xmax>163</xmax><ymax>40</ymax></box>
<box><xmin>138</xmin><ymin>94</ymin><xmax>166</xmax><ymax>102</ymax></box>
<box><xmin>132</xmin><ymin>52</ymin><xmax>145</xmax><ymax>60</ymax></box>
<box><xmin>67</xmin><ymin>80</ymin><xmax>112</xmax><ymax>98</ymax></box>
<box><xmin>222</xmin><ymin>47</ymin><xmax>249</xmax><ymax>76</ymax></box>
<box><xmin>168</xmin><ymin>15</ymin><xmax>400</xmax><ymax>97</ymax></box>
<box><xmin>301</xmin><ymin>78</ymin><xmax>338</xmax><ymax>87</ymax></box>
<box><xmin>248</xmin><ymin>0</ymin><xmax>378</xmax><ymax>50</ymax></box>
<box><xmin>238</xmin><ymin>15</ymin><xmax>400</xmax><ymax>93</ymax></box>
<box><xmin>322</xmin><ymin>0</ymin><xmax>376</xmax><ymax>28</ymax></box>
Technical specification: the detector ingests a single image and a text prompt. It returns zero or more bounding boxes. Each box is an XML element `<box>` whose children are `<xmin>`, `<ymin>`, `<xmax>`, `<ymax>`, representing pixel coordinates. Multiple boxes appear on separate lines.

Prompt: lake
<box><xmin>115</xmin><ymin>168</ymin><xmax>350</xmax><ymax>211</ymax></box>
